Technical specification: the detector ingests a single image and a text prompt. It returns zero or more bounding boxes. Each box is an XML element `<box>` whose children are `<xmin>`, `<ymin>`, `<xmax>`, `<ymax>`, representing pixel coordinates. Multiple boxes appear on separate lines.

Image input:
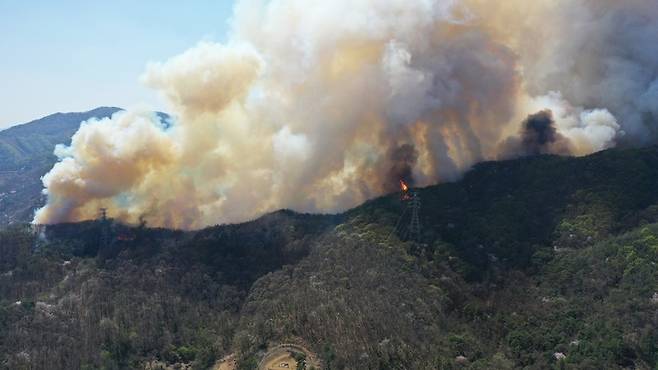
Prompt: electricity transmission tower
<box><xmin>387</xmin><ymin>187</ymin><xmax>423</xmax><ymax>244</ymax></box>
<box><xmin>406</xmin><ymin>192</ymin><xmax>421</xmax><ymax>243</ymax></box>
<box><xmin>99</xmin><ymin>208</ymin><xmax>110</xmax><ymax>250</ymax></box>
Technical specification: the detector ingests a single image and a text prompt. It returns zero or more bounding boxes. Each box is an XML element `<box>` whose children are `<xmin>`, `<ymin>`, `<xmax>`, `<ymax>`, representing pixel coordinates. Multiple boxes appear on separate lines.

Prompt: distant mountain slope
<box><xmin>0</xmin><ymin>146</ymin><xmax>657</xmax><ymax>369</ymax></box>
<box><xmin>0</xmin><ymin>108</ymin><xmax>121</xmax><ymax>225</ymax></box>
<box><xmin>0</xmin><ymin>108</ymin><xmax>168</xmax><ymax>226</ymax></box>
<box><xmin>0</xmin><ymin>107</ymin><xmax>122</xmax><ymax>171</ymax></box>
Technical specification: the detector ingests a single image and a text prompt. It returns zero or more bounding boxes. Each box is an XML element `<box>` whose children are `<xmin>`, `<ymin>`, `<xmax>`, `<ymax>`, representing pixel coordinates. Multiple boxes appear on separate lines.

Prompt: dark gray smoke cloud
<box><xmin>520</xmin><ymin>110</ymin><xmax>571</xmax><ymax>156</ymax></box>
<box><xmin>499</xmin><ymin>110</ymin><xmax>573</xmax><ymax>158</ymax></box>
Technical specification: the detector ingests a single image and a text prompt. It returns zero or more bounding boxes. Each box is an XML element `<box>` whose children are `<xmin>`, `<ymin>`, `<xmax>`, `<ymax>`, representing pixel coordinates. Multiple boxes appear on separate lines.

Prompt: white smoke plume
<box><xmin>34</xmin><ymin>0</ymin><xmax>658</xmax><ymax>228</ymax></box>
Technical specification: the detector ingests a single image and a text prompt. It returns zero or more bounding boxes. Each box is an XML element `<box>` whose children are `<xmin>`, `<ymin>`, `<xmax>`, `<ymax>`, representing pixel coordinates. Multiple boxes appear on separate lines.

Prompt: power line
<box><xmin>387</xmin><ymin>206</ymin><xmax>409</xmax><ymax>241</ymax></box>
<box><xmin>406</xmin><ymin>192</ymin><xmax>421</xmax><ymax>243</ymax></box>
<box><xmin>388</xmin><ymin>190</ymin><xmax>422</xmax><ymax>243</ymax></box>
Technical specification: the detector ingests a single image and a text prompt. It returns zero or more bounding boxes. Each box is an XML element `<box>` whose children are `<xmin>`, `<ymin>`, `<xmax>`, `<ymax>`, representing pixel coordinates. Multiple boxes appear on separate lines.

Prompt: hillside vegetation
<box><xmin>1</xmin><ymin>147</ymin><xmax>657</xmax><ymax>369</ymax></box>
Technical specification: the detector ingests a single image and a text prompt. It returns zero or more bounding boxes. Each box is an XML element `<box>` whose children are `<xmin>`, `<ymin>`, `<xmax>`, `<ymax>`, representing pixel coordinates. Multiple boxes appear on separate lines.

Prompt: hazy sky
<box><xmin>0</xmin><ymin>0</ymin><xmax>234</xmax><ymax>129</ymax></box>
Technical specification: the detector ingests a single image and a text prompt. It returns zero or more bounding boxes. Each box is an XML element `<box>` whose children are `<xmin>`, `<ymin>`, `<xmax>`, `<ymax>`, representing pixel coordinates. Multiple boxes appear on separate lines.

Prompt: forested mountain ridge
<box><xmin>0</xmin><ymin>107</ymin><xmax>122</xmax><ymax>171</ymax></box>
<box><xmin>1</xmin><ymin>146</ymin><xmax>657</xmax><ymax>369</ymax></box>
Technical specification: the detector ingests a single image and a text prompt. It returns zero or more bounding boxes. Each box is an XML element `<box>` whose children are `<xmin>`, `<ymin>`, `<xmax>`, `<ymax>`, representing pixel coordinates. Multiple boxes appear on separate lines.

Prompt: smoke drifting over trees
<box><xmin>34</xmin><ymin>0</ymin><xmax>658</xmax><ymax>228</ymax></box>
<box><xmin>499</xmin><ymin>110</ymin><xmax>573</xmax><ymax>158</ymax></box>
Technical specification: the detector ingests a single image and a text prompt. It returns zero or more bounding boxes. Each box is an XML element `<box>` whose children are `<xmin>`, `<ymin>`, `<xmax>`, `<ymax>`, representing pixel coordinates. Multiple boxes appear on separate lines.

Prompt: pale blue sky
<box><xmin>0</xmin><ymin>0</ymin><xmax>235</xmax><ymax>128</ymax></box>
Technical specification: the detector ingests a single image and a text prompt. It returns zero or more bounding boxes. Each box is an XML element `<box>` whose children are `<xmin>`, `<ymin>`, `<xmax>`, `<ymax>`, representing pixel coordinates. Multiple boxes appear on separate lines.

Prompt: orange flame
<box><xmin>399</xmin><ymin>179</ymin><xmax>409</xmax><ymax>192</ymax></box>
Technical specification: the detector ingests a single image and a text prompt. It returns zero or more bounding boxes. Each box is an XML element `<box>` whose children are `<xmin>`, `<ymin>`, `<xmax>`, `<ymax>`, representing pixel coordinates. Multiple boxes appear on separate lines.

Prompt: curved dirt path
<box><xmin>257</xmin><ymin>344</ymin><xmax>321</xmax><ymax>370</ymax></box>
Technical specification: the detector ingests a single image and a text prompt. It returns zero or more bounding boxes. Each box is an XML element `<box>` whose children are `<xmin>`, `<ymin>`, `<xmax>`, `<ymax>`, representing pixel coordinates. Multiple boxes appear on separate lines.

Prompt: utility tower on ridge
<box><xmin>99</xmin><ymin>208</ymin><xmax>110</xmax><ymax>250</ymax></box>
<box><xmin>407</xmin><ymin>192</ymin><xmax>421</xmax><ymax>243</ymax></box>
<box><xmin>388</xmin><ymin>180</ymin><xmax>423</xmax><ymax>244</ymax></box>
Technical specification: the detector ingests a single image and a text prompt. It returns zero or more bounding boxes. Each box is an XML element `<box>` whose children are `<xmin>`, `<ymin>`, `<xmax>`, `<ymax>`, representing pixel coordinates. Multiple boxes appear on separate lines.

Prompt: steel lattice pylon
<box><xmin>99</xmin><ymin>208</ymin><xmax>110</xmax><ymax>250</ymax></box>
<box><xmin>386</xmin><ymin>187</ymin><xmax>423</xmax><ymax>243</ymax></box>
<box><xmin>406</xmin><ymin>192</ymin><xmax>421</xmax><ymax>242</ymax></box>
